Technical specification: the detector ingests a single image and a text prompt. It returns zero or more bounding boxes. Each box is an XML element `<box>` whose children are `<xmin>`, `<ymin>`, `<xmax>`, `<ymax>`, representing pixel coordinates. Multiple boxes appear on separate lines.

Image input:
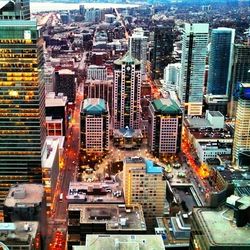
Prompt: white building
<box><xmin>87</xmin><ymin>65</ymin><xmax>107</xmax><ymax>80</ymax></box>
<box><xmin>113</xmin><ymin>53</ymin><xmax>141</xmax><ymax>129</ymax></box>
<box><xmin>44</xmin><ymin>64</ymin><xmax>55</xmax><ymax>94</ymax></box>
<box><xmin>80</xmin><ymin>98</ymin><xmax>109</xmax><ymax>153</ymax></box>
<box><xmin>197</xmin><ymin>142</ymin><xmax>231</xmax><ymax>162</ymax></box>
<box><xmin>205</xmin><ymin>110</ymin><xmax>224</xmax><ymax>129</ymax></box>
<box><xmin>129</xmin><ymin>27</ymin><xmax>148</xmax><ymax>76</ymax></box>
<box><xmin>163</xmin><ymin>63</ymin><xmax>181</xmax><ymax>91</ymax></box>
<box><xmin>180</xmin><ymin>23</ymin><xmax>209</xmax><ymax>115</ymax></box>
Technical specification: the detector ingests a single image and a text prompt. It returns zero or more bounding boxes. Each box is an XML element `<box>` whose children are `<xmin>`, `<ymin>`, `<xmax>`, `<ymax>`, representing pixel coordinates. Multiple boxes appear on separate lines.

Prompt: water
<box><xmin>30</xmin><ymin>2</ymin><xmax>140</xmax><ymax>13</ymax></box>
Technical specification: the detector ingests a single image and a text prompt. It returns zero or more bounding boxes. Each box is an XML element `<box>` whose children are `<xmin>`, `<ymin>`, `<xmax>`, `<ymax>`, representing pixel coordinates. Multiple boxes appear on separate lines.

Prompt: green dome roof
<box><xmin>152</xmin><ymin>98</ymin><xmax>181</xmax><ymax>115</ymax></box>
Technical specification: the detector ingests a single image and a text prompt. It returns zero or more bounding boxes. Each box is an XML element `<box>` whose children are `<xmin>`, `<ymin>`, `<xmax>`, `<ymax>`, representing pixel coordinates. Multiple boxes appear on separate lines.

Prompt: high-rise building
<box><xmin>232</xmin><ymin>83</ymin><xmax>250</xmax><ymax>167</ymax></box>
<box><xmin>0</xmin><ymin>0</ymin><xmax>30</xmax><ymax>20</ymax></box>
<box><xmin>128</xmin><ymin>27</ymin><xmax>148</xmax><ymax>75</ymax></box>
<box><xmin>151</xmin><ymin>25</ymin><xmax>173</xmax><ymax>79</ymax></box>
<box><xmin>0</xmin><ymin>20</ymin><xmax>46</xmax><ymax>206</ymax></box>
<box><xmin>148</xmin><ymin>98</ymin><xmax>182</xmax><ymax>157</ymax></box>
<box><xmin>207</xmin><ymin>28</ymin><xmax>235</xmax><ymax>96</ymax></box>
<box><xmin>180</xmin><ymin>23</ymin><xmax>209</xmax><ymax>116</ymax></box>
<box><xmin>87</xmin><ymin>65</ymin><xmax>107</xmax><ymax>81</ymax></box>
<box><xmin>113</xmin><ymin>53</ymin><xmax>141</xmax><ymax>129</ymax></box>
<box><xmin>163</xmin><ymin>63</ymin><xmax>181</xmax><ymax>91</ymax></box>
<box><xmin>123</xmin><ymin>157</ymin><xmax>166</xmax><ymax>226</ymax></box>
<box><xmin>55</xmin><ymin>69</ymin><xmax>76</xmax><ymax>103</ymax></box>
<box><xmin>229</xmin><ymin>44</ymin><xmax>250</xmax><ymax>117</ymax></box>
<box><xmin>80</xmin><ymin>98</ymin><xmax>109</xmax><ymax>154</ymax></box>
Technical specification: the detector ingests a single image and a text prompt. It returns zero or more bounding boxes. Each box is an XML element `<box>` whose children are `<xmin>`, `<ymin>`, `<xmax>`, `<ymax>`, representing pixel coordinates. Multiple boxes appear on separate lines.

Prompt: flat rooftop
<box><xmin>4</xmin><ymin>184</ymin><xmax>44</xmax><ymax>207</ymax></box>
<box><xmin>0</xmin><ymin>221</ymin><xmax>38</xmax><ymax>244</ymax></box>
<box><xmin>67</xmin><ymin>181</ymin><xmax>124</xmax><ymax>203</ymax></box>
<box><xmin>193</xmin><ymin>207</ymin><xmax>250</xmax><ymax>247</ymax></box>
<box><xmin>73</xmin><ymin>234</ymin><xmax>165</xmax><ymax>250</ymax></box>
<box><xmin>208</xmin><ymin>111</ymin><xmax>223</xmax><ymax>117</ymax></box>
<box><xmin>68</xmin><ymin>204</ymin><xmax>146</xmax><ymax>231</ymax></box>
<box><xmin>145</xmin><ymin>160</ymin><xmax>163</xmax><ymax>174</ymax></box>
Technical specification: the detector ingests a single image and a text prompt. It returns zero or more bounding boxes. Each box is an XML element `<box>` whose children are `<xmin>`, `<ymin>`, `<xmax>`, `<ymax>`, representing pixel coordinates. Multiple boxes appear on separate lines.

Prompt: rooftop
<box><xmin>113</xmin><ymin>128</ymin><xmax>143</xmax><ymax>139</ymax></box>
<box><xmin>67</xmin><ymin>181</ymin><xmax>124</xmax><ymax>203</ymax></box>
<box><xmin>68</xmin><ymin>204</ymin><xmax>146</xmax><ymax>231</ymax></box>
<box><xmin>4</xmin><ymin>184</ymin><xmax>44</xmax><ymax>207</ymax></box>
<box><xmin>114</xmin><ymin>52</ymin><xmax>140</xmax><ymax>65</ymax></box>
<box><xmin>193</xmin><ymin>206</ymin><xmax>250</xmax><ymax>247</ymax></box>
<box><xmin>152</xmin><ymin>98</ymin><xmax>181</xmax><ymax>115</ymax></box>
<box><xmin>0</xmin><ymin>221</ymin><xmax>38</xmax><ymax>244</ymax></box>
<box><xmin>73</xmin><ymin>234</ymin><xmax>165</xmax><ymax>250</ymax></box>
<box><xmin>82</xmin><ymin>98</ymin><xmax>107</xmax><ymax>115</ymax></box>
<box><xmin>45</xmin><ymin>92</ymin><xmax>68</xmax><ymax>107</ymax></box>
<box><xmin>208</xmin><ymin>111</ymin><xmax>223</xmax><ymax>117</ymax></box>
<box><xmin>145</xmin><ymin>160</ymin><xmax>163</xmax><ymax>174</ymax></box>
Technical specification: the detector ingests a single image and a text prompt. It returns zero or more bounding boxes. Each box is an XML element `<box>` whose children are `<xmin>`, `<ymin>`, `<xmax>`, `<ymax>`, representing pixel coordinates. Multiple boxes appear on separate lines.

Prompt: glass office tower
<box><xmin>0</xmin><ymin>20</ymin><xmax>46</xmax><ymax>205</ymax></box>
<box><xmin>207</xmin><ymin>28</ymin><xmax>235</xmax><ymax>96</ymax></box>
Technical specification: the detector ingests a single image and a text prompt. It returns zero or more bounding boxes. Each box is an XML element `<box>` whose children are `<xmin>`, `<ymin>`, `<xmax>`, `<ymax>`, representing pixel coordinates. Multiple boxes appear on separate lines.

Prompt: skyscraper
<box><xmin>0</xmin><ymin>20</ymin><xmax>46</xmax><ymax>206</ymax></box>
<box><xmin>113</xmin><ymin>53</ymin><xmax>141</xmax><ymax>129</ymax></box>
<box><xmin>180</xmin><ymin>23</ymin><xmax>209</xmax><ymax>116</ymax></box>
<box><xmin>232</xmin><ymin>83</ymin><xmax>250</xmax><ymax>167</ymax></box>
<box><xmin>0</xmin><ymin>0</ymin><xmax>30</xmax><ymax>20</ymax></box>
<box><xmin>207</xmin><ymin>28</ymin><xmax>235</xmax><ymax>96</ymax></box>
<box><xmin>128</xmin><ymin>28</ymin><xmax>147</xmax><ymax>76</ymax></box>
<box><xmin>151</xmin><ymin>25</ymin><xmax>173</xmax><ymax>80</ymax></box>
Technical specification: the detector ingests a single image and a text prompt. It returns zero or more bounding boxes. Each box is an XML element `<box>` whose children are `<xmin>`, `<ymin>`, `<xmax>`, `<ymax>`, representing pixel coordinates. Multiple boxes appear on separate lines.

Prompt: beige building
<box><xmin>123</xmin><ymin>157</ymin><xmax>166</xmax><ymax>225</ymax></box>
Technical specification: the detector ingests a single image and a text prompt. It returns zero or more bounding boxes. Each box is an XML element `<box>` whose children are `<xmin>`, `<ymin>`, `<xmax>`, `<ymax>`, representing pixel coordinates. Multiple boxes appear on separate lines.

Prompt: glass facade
<box><xmin>0</xmin><ymin>20</ymin><xmax>46</xmax><ymax>205</ymax></box>
<box><xmin>207</xmin><ymin>28</ymin><xmax>235</xmax><ymax>95</ymax></box>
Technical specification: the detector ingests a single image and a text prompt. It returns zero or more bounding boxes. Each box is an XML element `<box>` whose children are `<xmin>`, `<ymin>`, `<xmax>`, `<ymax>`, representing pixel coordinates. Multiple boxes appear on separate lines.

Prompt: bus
<box><xmin>59</xmin><ymin>193</ymin><xmax>63</xmax><ymax>202</ymax></box>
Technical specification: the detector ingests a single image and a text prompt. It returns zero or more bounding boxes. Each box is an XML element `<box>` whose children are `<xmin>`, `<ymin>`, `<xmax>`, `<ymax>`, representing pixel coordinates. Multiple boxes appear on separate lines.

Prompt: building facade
<box><xmin>123</xmin><ymin>157</ymin><xmax>166</xmax><ymax>226</ymax></box>
<box><xmin>113</xmin><ymin>53</ymin><xmax>141</xmax><ymax>129</ymax></box>
<box><xmin>163</xmin><ymin>63</ymin><xmax>181</xmax><ymax>92</ymax></box>
<box><xmin>87</xmin><ymin>65</ymin><xmax>107</xmax><ymax>81</ymax></box>
<box><xmin>148</xmin><ymin>98</ymin><xmax>182</xmax><ymax>156</ymax></box>
<box><xmin>180</xmin><ymin>23</ymin><xmax>209</xmax><ymax>115</ymax></box>
<box><xmin>151</xmin><ymin>25</ymin><xmax>173</xmax><ymax>80</ymax></box>
<box><xmin>207</xmin><ymin>28</ymin><xmax>235</xmax><ymax>96</ymax></box>
<box><xmin>80</xmin><ymin>98</ymin><xmax>109</xmax><ymax>154</ymax></box>
<box><xmin>0</xmin><ymin>20</ymin><xmax>46</xmax><ymax>206</ymax></box>
<box><xmin>233</xmin><ymin>83</ymin><xmax>250</xmax><ymax>166</ymax></box>
<box><xmin>129</xmin><ymin>27</ymin><xmax>148</xmax><ymax>75</ymax></box>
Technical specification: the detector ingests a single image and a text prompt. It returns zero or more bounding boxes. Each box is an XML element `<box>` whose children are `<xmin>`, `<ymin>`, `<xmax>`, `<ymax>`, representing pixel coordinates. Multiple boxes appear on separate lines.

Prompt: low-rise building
<box><xmin>67</xmin><ymin>203</ymin><xmax>146</xmax><ymax>249</ymax></box>
<box><xmin>72</xmin><ymin>234</ymin><xmax>165</xmax><ymax>250</ymax></box>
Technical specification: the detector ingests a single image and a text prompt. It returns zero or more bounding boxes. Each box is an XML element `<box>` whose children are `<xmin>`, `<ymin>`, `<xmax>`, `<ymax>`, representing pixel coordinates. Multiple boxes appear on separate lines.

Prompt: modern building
<box><xmin>44</xmin><ymin>64</ymin><xmax>55</xmax><ymax>93</ymax></box>
<box><xmin>55</xmin><ymin>69</ymin><xmax>76</xmax><ymax>103</ymax></box>
<box><xmin>180</xmin><ymin>23</ymin><xmax>209</xmax><ymax>115</ymax></box>
<box><xmin>229</xmin><ymin>44</ymin><xmax>250</xmax><ymax>116</ymax></box>
<box><xmin>80</xmin><ymin>98</ymin><xmax>109</xmax><ymax>154</ymax></box>
<box><xmin>0</xmin><ymin>20</ymin><xmax>46</xmax><ymax>206</ymax></box>
<box><xmin>128</xmin><ymin>27</ymin><xmax>148</xmax><ymax>75</ymax></box>
<box><xmin>113</xmin><ymin>53</ymin><xmax>141</xmax><ymax>129</ymax></box>
<box><xmin>123</xmin><ymin>157</ymin><xmax>166</xmax><ymax>226</ymax></box>
<box><xmin>190</xmin><ymin>204</ymin><xmax>250</xmax><ymax>250</ymax></box>
<box><xmin>87</xmin><ymin>65</ymin><xmax>107</xmax><ymax>81</ymax></box>
<box><xmin>233</xmin><ymin>83</ymin><xmax>250</xmax><ymax>166</ymax></box>
<box><xmin>67</xmin><ymin>203</ymin><xmax>146</xmax><ymax>249</ymax></box>
<box><xmin>151</xmin><ymin>25</ymin><xmax>173</xmax><ymax>79</ymax></box>
<box><xmin>3</xmin><ymin>184</ymin><xmax>44</xmax><ymax>222</ymax></box>
<box><xmin>0</xmin><ymin>0</ymin><xmax>30</xmax><ymax>20</ymax></box>
<box><xmin>204</xmin><ymin>94</ymin><xmax>228</xmax><ymax>116</ymax></box>
<box><xmin>207</xmin><ymin>28</ymin><xmax>235</xmax><ymax>96</ymax></box>
<box><xmin>84</xmin><ymin>8</ymin><xmax>102</xmax><ymax>23</ymax></box>
<box><xmin>163</xmin><ymin>63</ymin><xmax>181</xmax><ymax>92</ymax></box>
<box><xmin>45</xmin><ymin>92</ymin><xmax>68</xmax><ymax>136</ymax></box>
<box><xmin>73</xmin><ymin>234</ymin><xmax>165</xmax><ymax>250</ymax></box>
<box><xmin>42</xmin><ymin>138</ymin><xmax>60</xmax><ymax>209</ymax></box>
<box><xmin>148</xmin><ymin>98</ymin><xmax>182</xmax><ymax>157</ymax></box>
<box><xmin>0</xmin><ymin>221</ymin><xmax>40</xmax><ymax>250</ymax></box>
<box><xmin>83</xmin><ymin>79</ymin><xmax>113</xmax><ymax>114</ymax></box>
